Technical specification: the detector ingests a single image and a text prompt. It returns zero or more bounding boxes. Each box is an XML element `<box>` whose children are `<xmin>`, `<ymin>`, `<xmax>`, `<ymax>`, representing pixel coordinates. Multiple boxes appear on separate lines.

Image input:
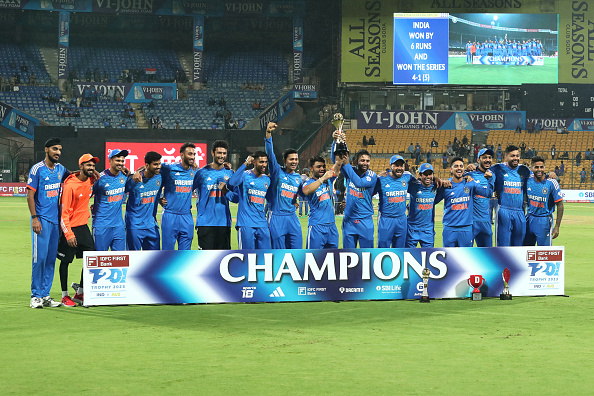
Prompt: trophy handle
<box><xmin>479</xmin><ymin>277</ymin><xmax>485</xmax><ymax>287</ymax></box>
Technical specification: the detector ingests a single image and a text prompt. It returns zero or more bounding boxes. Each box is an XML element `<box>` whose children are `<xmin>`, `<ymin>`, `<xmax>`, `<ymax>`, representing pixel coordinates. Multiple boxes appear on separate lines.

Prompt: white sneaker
<box><xmin>42</xmin><ymin>296</ymin><xmax>62</xmax><ymax>307</ymax></box>
<box><xmin>30</xmin><ymin>297</ymin><xmax>43</xmax><ymax>309</ymax></box>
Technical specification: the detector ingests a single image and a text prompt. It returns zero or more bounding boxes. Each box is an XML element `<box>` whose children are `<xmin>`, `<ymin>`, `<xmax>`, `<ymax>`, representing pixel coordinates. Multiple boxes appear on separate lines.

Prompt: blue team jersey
<box><xmin>125</xmin><ymin>172</ymin><xmax>161</xmax><ymax>229</ymax></box>
<box><xmin>468</xmin><ymin>169</ymin><xmax>496</xmax><ymax>222</ymax></box>
<box><xmin>341</xmin><ymin>163</ymin><xmax>377</xmax><ymax>221</ymax></box>
<box><xmin>303</xmin><ymin>177</ymin><xmax>335</xmax><ymax>225</ymax></box>
<box><xmin>407</xmin><ymin>182</ymin><xmax>443</xmax><ymax>229</ymax></box>
<box><xmin>265</xmin><ymin>137</ymin><xmax>302</xmax><ymax>215</ymax></box>
<box><xmin>92</xmin><ymin>169</ymin><xmax>126</xmax><ymax>228</ymax></box>
<box><xmin>376</xmin><ymin>173</ymin><xmax>412</xmax><ymax>217</ymax></box>
<box><xmin>228</xmin><ymin>163</ymin><xmax>270</xmax><ymax>228</ymax></box>
<box><xmin>27</xmin><ymin>161</ymin><xmax>68</xmax><ymax>224</ymax></box>
<box><xmin>526</xmin><ymin>176</ymin><xmax>563</xmax><ymax>217</ymax></box>
<box><xmin>442</xmin><ymin>178</ymin><xmax>493</xmax><ymax>227</ymax></box>
<box><xmin>490</xmin><ymin>163</ymin><xmax>531</xmax><ymax>210</ymax></box>
<box><xmin>160</xmin><ymin>162</ymin><xmax>196</xmax><ymax>215</ymax></box>
<box><xmin>193</xmin><ymin>165</ymin><xmax>234</xmax><ymax>227</ymax></box>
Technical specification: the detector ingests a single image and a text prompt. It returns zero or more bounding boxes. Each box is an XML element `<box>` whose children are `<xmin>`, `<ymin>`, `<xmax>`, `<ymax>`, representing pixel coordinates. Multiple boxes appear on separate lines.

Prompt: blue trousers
<box><xmin>31</xmin><ymin>218</ymin><xmax>59</xmax><ymax>298</ymax></box>
<box><xmin>127</xmin><ymin>226</ymin><xmax>160</xmax><ymax>250</ymax></box>
<box><xmin>524</xmin><ymin>215</ymin><xmax>553</xmax><ymax>246</ymax></box>
<box><xmin>406</xmin><ymin>226</ymin><xmax>435</xmax><ymax>248</ymax></box>
<box><xmin>342</xmin><ymin>217</ymin><xmax>374</xmax><ymax>248</ymax></box>
<box><xmin>161</xmin><ymin>211</ymin><xmax>194</xmax><ymax>250</ymax></box>
<box><xmin>473</xmin><ymin>221</ymin><xmax>493</xmax><ymax>247</ymax></box>
<box><xmin>496</xmin><ymin>207</ymin><xmax>526</xmax><ymax>247</ymax></box>
<box><xmin>443</xmin><ymin>225</ymin><xmax>473</xmax><ymax>247</ymax></box>
<box><xmin>306</xmin><ymin>223</ymin><xmax>339</xmax><ymax>249</ymax></box>
<box><xmin>238</xmin><ymin>226</ymin><xmax>271</xmax><ymax>250</ymax></box>
<box><xmin>268</xmin><ymin>213</ymin><xmax>302</xmax><ymax>249</ymax></box>
<box><xmin>377</xmin><ymin>215</ymin><xmax>407</xmax><ymax>248</ymax></box>
<box><xmin>93</xmin><ymin>226</ymin><xmax>126</xmax><ymax>251</ymax></box>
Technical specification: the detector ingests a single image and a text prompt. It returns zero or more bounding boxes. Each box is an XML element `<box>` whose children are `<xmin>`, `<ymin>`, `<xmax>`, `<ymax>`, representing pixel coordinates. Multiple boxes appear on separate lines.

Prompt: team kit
<box><xmin>27</xmin><ymin>122</ymin><xmax>564</xmax><ymax>308</ymax></box>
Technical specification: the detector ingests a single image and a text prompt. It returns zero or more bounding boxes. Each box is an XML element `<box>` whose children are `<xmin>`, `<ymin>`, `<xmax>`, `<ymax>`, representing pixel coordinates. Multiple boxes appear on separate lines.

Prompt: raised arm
<box><xmin>340</xmin><ymin>163</ymin><xmax>377</xmax><ymax>188</ymax></box>
<box><xmin>228</xmin><ymin>161</ymin><xmax>248</xmax><ymax>188</ymax></box>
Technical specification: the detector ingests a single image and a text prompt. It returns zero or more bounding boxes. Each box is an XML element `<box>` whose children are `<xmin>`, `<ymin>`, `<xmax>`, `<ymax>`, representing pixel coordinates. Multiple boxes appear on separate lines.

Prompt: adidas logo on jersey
<box><xmin>528</xmin><ymin>187</ymin><xmax>531</xmax><ymax>191</ymax></box>
<box><xmin>269</xmin><ymin>287</ymin><xmax>285</xmax><ymax>298</ymax></box>
<box><xmin>45</xmin><ymin>176</ymin><xmax>49</xmax><ymax>180</ymax></box>
<box><xmin>386</xmin><ymin>184</ymin><xmax>390</xmax><ymax>187</ymax></box>
<box><xmin>175</xmin><ymin>172</ymin><xmax>180</xmax><ymax>176</ymax></box>
<box><xmin>207</xmin><ymin>177</ymin><xmax>212</xmax><ymax>181</ymax></box>
<box><xmin>105</xmin><ymin>183</ymin><xmax>110</xmax><ymax>187</ymax></box>
<box><xmin>79</xmin><ymin>194</ymin><xmax>83</xmax><ymax>197</ymax></box>
<box><xmin>140</xmin><ymin>185</ymin><xmax>145</xmax><ymax>189</ymax></box>
<box><xmin>250</xmin><ymin>182</ymin><xmax>255</xmax><ymax>185</ymax></box>
<box><xmin>504</xmin><ymin>173</ymin><xmax>508</xmax><ymax>177</ymax></box>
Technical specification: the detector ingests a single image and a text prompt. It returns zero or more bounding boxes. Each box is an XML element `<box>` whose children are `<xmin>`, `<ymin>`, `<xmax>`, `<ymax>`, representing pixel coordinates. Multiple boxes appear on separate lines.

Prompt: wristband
<box><xmin>31</xmin><ymin>215</ymin><xmax>39</xmax><ymax>219</ymax></box>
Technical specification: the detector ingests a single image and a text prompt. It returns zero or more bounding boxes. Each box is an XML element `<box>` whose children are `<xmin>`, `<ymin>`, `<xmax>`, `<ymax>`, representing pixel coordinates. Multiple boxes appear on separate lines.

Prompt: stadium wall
<box><xmin>34</xmin><ymin>127</ymin><xmax>291</xmax><ymax>171</ymax></box>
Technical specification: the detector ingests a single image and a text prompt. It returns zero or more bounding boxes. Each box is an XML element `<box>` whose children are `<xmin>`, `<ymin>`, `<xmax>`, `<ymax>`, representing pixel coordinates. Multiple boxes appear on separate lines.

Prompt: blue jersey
<box><xmin>228</xmin><ymin>163</ymin><xmax>270</xmax><ymax>228</ymax></box>
<box><xmin>526</xmin><ymin>177</ymin><xmax>563</xmax><ymax>217</ymax></box>
<box><xmin>407</xmin><ymin>182</ymin><xmax>443</xmax><ymax>230</ymax></box>
<box><xmin>92</xmin><ymin>169</ymin><xmax>126</xmax><ymax>228</ymax></box>
<box><xmin>193</xmin><ymin>165</ymin><xmax>235</xmax><ymax>227</ymax></box>
<box><xmin>265</xmin><ymin>137</ymin><xmax>302</xmax><ymax>215</ymax></box>
<box><xmin>160</xmin><ymin>163</ymin><xmax>196</xmax><ymax>215</ymax></box>
<box><xmin>27</xmin><ymin>161</ymin><xmax>68</xmax><ymax>224</ymax></box>
<box><xmin>125</xmin><ymin>172</ymin><xmax>161</xmax><ymax>230</ymax></box>
<box><xmin>303</xmin><ymin>177</ymin><xmax>335</xmax><ymax>225</ymax></box>
<box><xmin>376</xmin><ymin>173</ymin><xmax>412</xmax><ymax>217</ymax></box>
<box><xmin>490</xmin><ymin>163</ymin><xmax>531</xmax><ymax>210</ymax></box>
<box><xmin>341</xmin><ymin>163</ymin><xmax>377</xmax><ymax>221</ymax></box>
<box><xmin>442</xmin><ymin>178</ymin><xmax>493</xmax><ymax>227</ymax></box>
<box><xmin>468</xmin><ymin>169</ymin><xmax>496</xmax><ymax>223</ymax></box>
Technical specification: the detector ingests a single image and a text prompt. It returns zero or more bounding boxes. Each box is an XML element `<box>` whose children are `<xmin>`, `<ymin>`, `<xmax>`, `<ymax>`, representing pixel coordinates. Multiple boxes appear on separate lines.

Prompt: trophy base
<box><xmin>471</xmin><ymin>292</ymin><xmax>482</xmax><ymax>301</ymax></box>
<box><xmin>420</xmin><ymin>296</ymin><xmax>430</xmax><ymax>303</ymax></box>
<box><xmin>500</xmin><ymin>293</ymin><xmax>513</xmax><ymax>300</ymax></box>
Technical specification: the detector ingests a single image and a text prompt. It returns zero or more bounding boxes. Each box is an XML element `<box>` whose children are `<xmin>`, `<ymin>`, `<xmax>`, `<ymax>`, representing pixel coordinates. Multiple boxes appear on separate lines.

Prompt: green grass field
<box><xmin>2</xmin><ymin>196</ymin><xmax>593</xmax><ymax>394</ymax></box>
<box><xmin>448</xmin><ymin>56</ymin><xmax>558</xmax><ymax>85</ymax></box>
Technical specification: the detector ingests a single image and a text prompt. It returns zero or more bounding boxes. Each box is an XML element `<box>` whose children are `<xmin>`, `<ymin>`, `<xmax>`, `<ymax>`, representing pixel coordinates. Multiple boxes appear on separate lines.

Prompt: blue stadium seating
<box><xmin>0</xmin><ymin>44</ymin><xmax>51</xmax><ymax>85</ymax></box>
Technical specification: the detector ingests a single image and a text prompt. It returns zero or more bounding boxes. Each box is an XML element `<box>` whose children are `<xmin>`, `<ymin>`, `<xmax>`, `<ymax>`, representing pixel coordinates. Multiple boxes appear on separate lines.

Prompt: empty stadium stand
<box><xmin>0</xmin><ymin>44</ymin><xmax>51</xmax><ymax>86</ymax></box>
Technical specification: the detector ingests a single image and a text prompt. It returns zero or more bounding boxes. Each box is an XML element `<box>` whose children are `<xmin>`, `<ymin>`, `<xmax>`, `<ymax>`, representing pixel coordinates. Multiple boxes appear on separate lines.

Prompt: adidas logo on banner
<box><xmin>269</xmin><ymin>287</ymin><xmax>285</xmax><ymax>298</ymax></box>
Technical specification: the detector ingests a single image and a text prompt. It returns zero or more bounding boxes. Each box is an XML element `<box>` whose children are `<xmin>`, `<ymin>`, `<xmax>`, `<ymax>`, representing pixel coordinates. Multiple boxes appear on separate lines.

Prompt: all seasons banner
<box><xmin>341</xmin><ymin>0</ymin><xmax>594</xmax><ymax>84</ymax></box>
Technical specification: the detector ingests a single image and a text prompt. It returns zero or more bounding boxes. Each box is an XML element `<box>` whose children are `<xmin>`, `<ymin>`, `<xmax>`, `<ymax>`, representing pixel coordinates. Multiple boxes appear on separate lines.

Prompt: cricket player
<box><xmin>265</xmin><ymin>122</ymin><xmax>303</xmax><ymax>249</ymax></box>
<box><xmin>125</xmin><ymin>151</ymin><xmax>162</xmax><ymax>250</ymax></box>
<box><xmin>406</xmin><ymin>163</ymin><xmax>444</xmax><ymax>248</ymax></box>
<box><xmin>301</xmin><ymin>156</ymin><xmax>343</xmax><ymax>249</ymax></box>
<box><xmin>376</xmin><ymin>155</ymin><xmax>413</xmax><ymax>248</ymax></box>
<box><xmin>524</xmin><ymin>156</ymin><xmax>564</xmax><ymax>246</ymax></box>
<box><xmin>27</xmin><ymin>137</ymin><xmax>69</xmax><ymax>308</ymax></box>
<box><xmin>489</xmin><ymin>145</ymin><xmax>532</xmax><ymax>246</ymax></box>
<box><xmin>442</xmin><ymin>157</ymin><xmax>493</xmax><ymax>247</ymax></box>
<box><xmin>193</xmin><ymin>140</ymin><xmax>236</xmax><ymax>250</ymax></box>
<box><xmin>338</xmin><ymin>149</ymin><xmax>377</xmax><ymax>248</ymax></box>
<box><xmin>58</xmin><ymin>154</ymin><xmax>98</xmax><ymax>307</ymax></box>
<box><xmin>157</xmin><ymin>142</ymin><xmax>197</xmax><ymax>250</ymax></box>
<box><xmin>92</xmin><ymin>149</ymin><xmax>128</xmax><ymax>251</ymax></box>
<box><xmin>467</xmin><ymin>148</ymin><xmax>497</xmax><ymax>247</ymax></box>
<box><xmin>227</xmin><ymin>152</ymin><xmax>271</xmax><ymax>249</ymax></box>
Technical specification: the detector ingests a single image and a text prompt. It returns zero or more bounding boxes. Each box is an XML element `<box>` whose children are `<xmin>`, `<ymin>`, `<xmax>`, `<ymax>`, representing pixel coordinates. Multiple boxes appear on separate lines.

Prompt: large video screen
<box><xmin>393</xmin><ymin>13</ymin><xmax>559</xmax><ymax>85</ymax></box>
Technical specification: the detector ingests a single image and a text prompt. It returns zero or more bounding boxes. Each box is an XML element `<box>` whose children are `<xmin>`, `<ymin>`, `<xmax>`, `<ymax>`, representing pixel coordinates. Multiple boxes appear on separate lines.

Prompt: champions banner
<box><xmin>358</xmin><ymin>110</ymin><xmax>524</xmax><ymax>131</ymax></box>
<box><xmin>74</xmin><ymin>82</ymin><xmax>177</xmax><ymax>103</ymax></box>
<box><xmin>472</xmin><ymin>55</ymin><xmax>544</xmax><ymax>66</ymax></box>
<box><xmin>58</xmin><ymin>12</ymin><xmax>69</xmax><ymax>79</ymax></box>
<box><xmin>83</xmin><ymin>247</ymin><xmax>565</xmax><ymax>306</ymax></box>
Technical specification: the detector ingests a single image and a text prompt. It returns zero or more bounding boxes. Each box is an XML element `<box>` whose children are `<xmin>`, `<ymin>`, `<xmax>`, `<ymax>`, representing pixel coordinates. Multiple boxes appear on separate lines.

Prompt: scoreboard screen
<box><xmin>393</xmin><ymin>13</ymin><xmax>559</xmax><ymax>85</ymax></box>
<box><xmin>522</xmin><ymin>84</ymin><xmax>594</xmax><ymax>119</ymax></box>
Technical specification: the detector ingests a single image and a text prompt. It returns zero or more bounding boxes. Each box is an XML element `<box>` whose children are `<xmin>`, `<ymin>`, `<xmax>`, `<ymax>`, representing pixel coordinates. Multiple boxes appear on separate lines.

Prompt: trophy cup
<box><xmin>332</xmin><ymin>113</ymin><xmax>349</xmax><ymax>158</ymax></box>
<box><xmin>500</xmin><ymin>267</ymin><xmax>512</xmax><ymax>300</ymax></box>
<box><xmin>420</xmin><ymin>268</ymin><xmax>430</xmax><ymax>303</ymax></box>
<box><xmin>467</xmin><ymin>275</ymin><xmax>485</xmax><ymax>301</ymax></box>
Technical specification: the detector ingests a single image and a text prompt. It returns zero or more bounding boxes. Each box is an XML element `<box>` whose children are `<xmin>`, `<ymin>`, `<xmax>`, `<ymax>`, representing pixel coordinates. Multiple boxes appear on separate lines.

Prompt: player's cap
<box><xmin>79</xmin><ymin>153</ymin><xmax>99</xmax><ymax>166</ymax></box>
<box><xmin>390</xmin><ymin>154</ymin><xmax>405</xmax><ymax>164</ymax></box>
<box><xmin>478</xmin><ymin>148</ymin><xmax>495</xmax><ymax>158</ymax></box>
<box><xmin>419</xmin><ymin>163</ymin><xmax>434</xmax><ymax>174</ymax></box>
<box><xmin>108</xmin><ymin>149</ymin><xmax>129</xmax><ymax>159</ymax></box>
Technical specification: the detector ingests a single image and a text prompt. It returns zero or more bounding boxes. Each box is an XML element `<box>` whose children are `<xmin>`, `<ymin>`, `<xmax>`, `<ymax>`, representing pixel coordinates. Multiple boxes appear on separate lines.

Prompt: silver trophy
<box><xmin>332</xmin><ymin>113</ymin><xmax>349</xmax><ymax>157</ymax></box>
<box><xmin>420</xmin><ymin>268</ymin><xmax>430</xmax><ymax>303</ymax></box>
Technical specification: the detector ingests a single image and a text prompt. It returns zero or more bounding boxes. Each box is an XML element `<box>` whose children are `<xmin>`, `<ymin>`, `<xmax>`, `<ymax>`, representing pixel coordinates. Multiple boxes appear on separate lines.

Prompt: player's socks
<box><xmin>62</xmin><ymin>291</ymin><xmax>69</xmax><ymax>298</ymax></box>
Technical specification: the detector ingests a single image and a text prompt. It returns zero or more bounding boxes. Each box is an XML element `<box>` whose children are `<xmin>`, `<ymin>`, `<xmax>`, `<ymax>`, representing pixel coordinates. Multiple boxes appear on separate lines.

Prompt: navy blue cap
<box><xmin>419</xmin><ymin>163</ymin><xmax>434</xmax><ymax>174</ymax></box>
<box><xmin>108</xmin><ymin>149</ymin><xmax>129</xmax><ymax>159</ymax></box>
<box><xmin>478</xmin><ymin>148</ymin><xmax>495</xmax><ymax>158</ymax></box>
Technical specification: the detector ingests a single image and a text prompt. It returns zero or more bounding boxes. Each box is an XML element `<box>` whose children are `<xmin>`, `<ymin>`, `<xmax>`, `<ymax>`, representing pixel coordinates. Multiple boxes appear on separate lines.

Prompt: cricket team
<box><xmin>27</xmin><ymin>123</ymin><xmax>564</xmax><ymax>308</ymax></box>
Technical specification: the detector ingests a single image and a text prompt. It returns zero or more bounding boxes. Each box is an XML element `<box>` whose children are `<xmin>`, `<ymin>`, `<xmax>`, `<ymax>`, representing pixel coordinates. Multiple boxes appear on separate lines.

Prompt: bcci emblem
<box><xmin>543</xmin><ymin>188</ymin><xmax>548</xmax><ymax>194</ymax></box>
<box><xmin>265</xmin><ymin>183</ymin><xmax>268</xmax><ymax>188</ymax></box>
<box><xmin>401</xmin><ymin>181</ymin><xmax>406</xmax><ymax>187</ymax></box>
<box><xmin>464</xmin><ymin>187</ymin><xmax>470</xmax><ymax>194</ymax></box>
<box><xmin>120</xmin><ymin>178</ymin><xmax>125</xmax><ymax>184</ymax></box>
<box><xmin>224</xmin><ymin>176</ymin><xmax>229</xmax><ymax>181</ymax></box>
<box><xmin>295</xmin><ymin>177</ymin><xmax>300</xmax><ymax>183</ymax></box>
<box><xmin>191</xmin><ymin>171</ymin><xmax>195</xmax><ymax>177</ymax></box>
<box><xmin>156</xmin><ymin>181</ymin><xmax>161</xmax><ymax>187</ymax></box>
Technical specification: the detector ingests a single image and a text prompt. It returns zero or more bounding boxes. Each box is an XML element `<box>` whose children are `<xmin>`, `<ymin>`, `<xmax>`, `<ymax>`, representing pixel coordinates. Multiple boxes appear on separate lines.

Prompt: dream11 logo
<box><xmin>105</xmin><ymin>142</ymin><xmax>207</xmax><ymax>170</ymax></box>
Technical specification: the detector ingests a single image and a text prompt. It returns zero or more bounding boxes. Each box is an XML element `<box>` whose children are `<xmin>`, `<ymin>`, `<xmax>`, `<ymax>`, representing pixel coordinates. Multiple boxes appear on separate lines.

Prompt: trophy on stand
<box><xmin>467</xmin><ymin>275</ymin><xmax>485</xmax><ymax>301</ymax></box>
<box><xmin>420</xmin><ymin>268</ymin><xmax>431</xmax><ymax>303</ymax></box>
<box><xmin>332</xmin><ymin>113</ymin><xmax>349</xmax><ymax>158</ymax></box>
<box><xmin>500</xmin><ymin>267</ymin><xmax>512</xmax><ymax>300</ymax></box>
